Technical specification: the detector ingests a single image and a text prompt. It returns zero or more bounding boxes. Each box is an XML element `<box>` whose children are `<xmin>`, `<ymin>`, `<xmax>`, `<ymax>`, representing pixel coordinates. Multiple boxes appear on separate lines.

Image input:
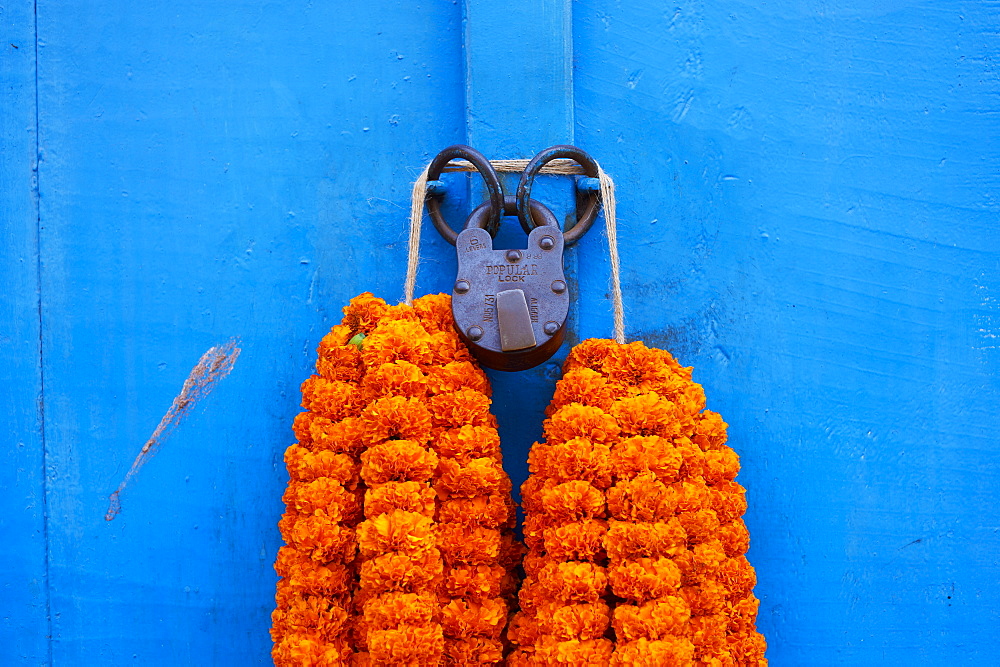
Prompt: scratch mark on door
<box><xmin>105</xmin><ymin>339</ymin><xmax>241</xmax><ymax>520</ymax></box>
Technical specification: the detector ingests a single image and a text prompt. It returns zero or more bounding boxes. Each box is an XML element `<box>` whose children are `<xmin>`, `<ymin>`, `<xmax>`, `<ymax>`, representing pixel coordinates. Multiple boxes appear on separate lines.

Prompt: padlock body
<box><xmin>452</xmin><ymin>225</ymin><xmax>569</xmax><ymax>371</ymax></box>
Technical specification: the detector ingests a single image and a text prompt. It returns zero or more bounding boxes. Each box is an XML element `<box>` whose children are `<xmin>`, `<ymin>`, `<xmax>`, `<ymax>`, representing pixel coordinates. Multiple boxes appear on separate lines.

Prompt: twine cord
<box><xmin>404</xmin><ymin>164</ymin><xmax>430</xmax><ymax>307</ymax></box>
<box><xmin>404</xmin><ymin>157</ymin><xmax>625</xmax><ymax>344</ymax></box>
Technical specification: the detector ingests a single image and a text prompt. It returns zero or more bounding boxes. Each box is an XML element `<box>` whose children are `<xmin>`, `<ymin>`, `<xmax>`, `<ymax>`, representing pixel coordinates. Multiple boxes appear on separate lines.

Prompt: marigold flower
<box><xmin>714</xmin><ymin>555</ymin><xmax>758</xmax><ymax>597</ymax></box>
<box><xmin>271</xmin><ymin>594</ymin><xmax>350</xmax><ymax>642</ymax></box>
<box><xmin>549</xmin><ymin>367</ymin><xmax>619</xmax><ymax>412</ymax></box>
<box><xmin>710</xmin><ymin>480</ymin><xmax>748</xmax><ymax>523</ymax></box>
<box><xmin>411</xmin><ymin>293</ymin><xmax>453</xmax><ymax>333</ymax></box>
<box><xmin>703</xmin><ymin>447</ymin><xmax>740</xmax><ymax>484</ymax></box>
<box><xmin>532</xmin><ymin>637</ymin><xmax>615</xmax><ymax>664</ymax></box>
<box><xmin>726</xmin><ymin>594</ymin><xmax>761</xmax><ymax>635</ymax></box>
<box><xmin>610</xmin><ymin>636</ymin><xmax>695</xmax><ymax>667</ymax></box>
<box><xmin>308</xmin><ymin>414</ymin><xmax>367</xmax><ymax>455</ymax></box>
<box><xmin>428</xmin><ymin>389</ymin><xmax>496</xmax><ymax>430</ymax></box>
<box><xmin>300</xmin><ymin>375</ymin><xmax>363</xmax><ymax>421</ymax></box>
<box><xmin>360</xmin><ymin>319</ymin><xmax>436</xmax><ymax>367</ymax></box>
<box><xmin>367</xmin><ymin>625</ymin><xmax>445</xmax><ymax>665</ymax></box>
<box><xmin>274</xmin><ymin>548</ymin><xmax>354</xmax><ymax>598</ymax></box>
<box><xmin>431</xmin><ymin>424</ymin><xmax>501</xmax><ymax>461</ymax></box>
<box><xmin>535</xmin><ymin>480</ymin><xmax>606</xmax><ymax>524</ymax></box>
<box><xmin>729</xmin><ymin>631</ymin><xmax>768</xmax><ymax>664</ymax></box>
<box><xmin>438</xmin><ymin>495</ymin><xmax>514</xmax><ymax>529</ymax></box>
<box><xmin>610</xmin><ymin>392</ymin><xmax>683</xmax><ymax>438</ymax></box>
<box><xmin>612</xmin><ymin>595</ymin><xmax>690</xmax><ymax>642</ymax></box>
<box><xmin>441</xmin><ymin>598</ymin><xmax>508</xmax><ymax>638</ymax></box>
<box><xmin>521</xmin><ymin>551</ymin><xmax>549</xmax><ymax>579</ymax></box>
<box><xmin>342</xmin><ymin>292</ymin><xmax>390</xmax><ymax>334</ymax></box>
<box><xmin>690</xmin><ymin>539</ymin><xmax>728</xmax><ymax>574</ymax></box>
<box><xmin>691</xmin><ymin>613</ymin><xmax>729</xmax><ymax>654</ymax></box>
<box><xmin>361</xmin><ymin>359</ymin><xmax>428</xmax><ymax>402</ymax></box>
<box><xmin>291</xmin><ymin>411</ymin><xmax>316</xmax><ymax>449</ymax></box>
<box><xmin>428</xmin><ymin>330</ymin><xmax>476</xmax><ymax>366</ymax></box>
<box><xmin>607</xmin><ymin>557</ymin><xmax>682</xmax><ymax>603</ymax></box>
<box><xmin>541</xmin><ymin>519</ymin><xmax>608</xmax><ymax>562</ymax></box>
<box><xmin>535</xmin><ymin>601</ymin><xmax>612</xmax><ymax>641</ymax></box>
<box><xmin>673</xmin><ymin>437</ymin><xmax>708</xmax><ymax>480</ymax></box>
<box><xmin>442</xmin><ymin>564</ymin><xmax>506</xmax><ymax>601</ymax></box>
<box><xmin>673</xmin><ymin>479</ymin><xmax>712</xmax><ymax>513</ymax></box>
<box><xmin>436</xmin><ymin>524</ymin><xmax>501</xmax><ymax>565</ymax></box>
<box><xmin>316</xmin><ymin>327</ymin><xmax>362</xmax><ymax>383</ymax></box>
<box><xmin>679</xmin><ymin>578</ymin><xmax>729</xmax><ymax>616</ymax></box>
<box><xmin>357</xmin><ymin>395</ymin><xmax>434</xmax><ymax>445</ymax></box>
<box><xmin>535</xmin><ymin>561</ymin><xmax>609</xmax><ymax>604</ymax></box>
<box><xmin>601</xmin><ymin>341</ymin><xmax>680</xmax><ymax>392</ymax></box>
<box><xmin>359</xmin><ymin>550</ymin><xmax>444</xmax><ymax>595</ymax></box>
<box><xmin>678</xmin><ymin>508</ymin><xmax>722</xmax><ymax>546</ymax></box>
<box><xmin>514</xmin><ymin>579</ymin><xmax>550</xmax><ymax>616</ymax></box>
<box><xmin>364</xmin><ymin>481</ymin><xmax>437</xmax><ymax>519</ymax></box>
<box><xmin>443</xmin><ymin>638</ymin><xmax>505</xmax><ymax>665</ymax></box>
<box><xmin>543</xmin><ymin>403</ymin><xmax>621</xmax><ymax>445</ymax></box>
<box><xmin>563</xmin><ymin>338</ymin><xmax>620</xmax><ymax>373</ymax></box>
<box><xmin>604</xmin><ymin>518</ymin><xmax>687</xmax><ymax>560</ymax></box>
<box><xmin>283</xmin><ymin>513</ymin><xmax>357</xmax><ymax>563</ymax></box>
<box><xmin>528</xmin><ymin>437</ymin><xmax>614</xmax><ymax>488</ymax></box>
<box><xmin>611</xmin><ymin>435</ymin><xmax>683</xmax><ymax>482</ymax></box>
<box><xmin>360</xmin><ymin>439</ymin><xmax>439</xmax><ymax>485</ymax></box>
<box><xmin>435</xmin><ymin>457</ymin><xmax>508</xmax><ymax>498</ymax></box>
<box><xmin>357</xmin><ymin>509</ymin><xmax>436</xmax><ymax>558</ymax></box>
<box><xmin>282</xmin><ymin>479</ymin><xmax>362</xmax><ymax>522</ymax></box>
<box><xmin>364</xmin><ymin>592</ymin><xmax>439</xmax><ymax>629</ymax></box>
<box><xmin>693</xmin><ymin>410</ymin><xmax>729</xmax><ymax>451</ymax></box>
<box><xmin>607</xmin><ymin>472</ymin><xmax>677</xmax><ymax>521</ymax></box>
<box><xmin>272</xmin><ymin>633</ymin><xmax>351</xmax><ymax>667</ymax></box>
<box><xmin>283</xmin><ymin>445</ymin><xmax>353</xmax><ymax>485</ymax></box>
<box><xmin>425</xmin><ymin>360</ymin><xmax>491</xmax><ymax>396</ymax></box>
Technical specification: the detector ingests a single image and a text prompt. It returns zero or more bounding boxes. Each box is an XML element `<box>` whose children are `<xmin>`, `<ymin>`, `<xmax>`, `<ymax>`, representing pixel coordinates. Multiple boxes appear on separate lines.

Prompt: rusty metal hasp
<box><xmin>426</xmin><ymin>144</ymin><xmax>599</xmax><ymax>372</ymax></box>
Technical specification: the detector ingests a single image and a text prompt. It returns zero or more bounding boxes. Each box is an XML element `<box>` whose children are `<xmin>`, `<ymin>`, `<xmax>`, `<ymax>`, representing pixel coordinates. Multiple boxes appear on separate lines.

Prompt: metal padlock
<box><xmin>452</xmin><ymin>196</ymin><xmax>568</xmax><ymax>372</ymax></box>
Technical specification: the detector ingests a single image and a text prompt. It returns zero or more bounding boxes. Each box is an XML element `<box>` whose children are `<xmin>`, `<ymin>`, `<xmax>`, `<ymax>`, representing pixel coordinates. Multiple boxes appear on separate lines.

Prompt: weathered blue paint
<box><xmin>3</xmin><ymin>0</ymin><xmax>999</xmax><ymax>664</ymax></box>
<box><xmin>1</xmin><ymin>2</ymin><xmax>49</xmax><ymax>663</ymax></box>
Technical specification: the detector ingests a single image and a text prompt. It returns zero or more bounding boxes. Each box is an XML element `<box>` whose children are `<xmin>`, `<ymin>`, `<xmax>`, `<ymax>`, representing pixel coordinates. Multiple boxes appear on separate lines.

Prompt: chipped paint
<box><xmin>105</xmin><ymin>340</ymin><xmax>240</xmax><ymax>521</ymax></box>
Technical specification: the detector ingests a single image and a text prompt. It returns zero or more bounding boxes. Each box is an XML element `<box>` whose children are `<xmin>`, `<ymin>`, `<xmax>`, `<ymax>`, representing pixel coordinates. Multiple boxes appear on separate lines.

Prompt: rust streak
<box><xmin>105</xmin><ymin>339</ymin><xmax>241</xmax><ymax>521</ymax></box>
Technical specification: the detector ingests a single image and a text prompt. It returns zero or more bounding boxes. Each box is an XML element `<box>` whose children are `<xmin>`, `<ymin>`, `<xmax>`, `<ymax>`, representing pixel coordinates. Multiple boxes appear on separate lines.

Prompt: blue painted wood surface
<box><xmin>1</xmin><ymin>2</ymin><xmax>48</xmax><ymax>663</ymax></box>
<box><xmin>3</xmin><ymin>1</ymin><xmax>999</xmax><ymax>664</ymax></box>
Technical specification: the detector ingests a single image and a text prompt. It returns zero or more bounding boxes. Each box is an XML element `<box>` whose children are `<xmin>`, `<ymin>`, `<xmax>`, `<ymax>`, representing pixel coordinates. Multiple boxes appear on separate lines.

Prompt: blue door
<box><xmin>3</xmin><ymin>1</ymin><xmax>998</xmax><ymax>664</ymax></box>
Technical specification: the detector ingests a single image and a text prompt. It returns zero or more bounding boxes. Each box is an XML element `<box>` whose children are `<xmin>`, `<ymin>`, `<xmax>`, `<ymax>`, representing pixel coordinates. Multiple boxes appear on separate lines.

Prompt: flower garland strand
<box><xmin>271</xmin><ymin>293</ymin><xmax>522</xmax><ymax>666</ymax></box>
<box><xmin>509</xmin><ymin>339</ymin><xmax>767</xmax><ymax>666</ymax></box>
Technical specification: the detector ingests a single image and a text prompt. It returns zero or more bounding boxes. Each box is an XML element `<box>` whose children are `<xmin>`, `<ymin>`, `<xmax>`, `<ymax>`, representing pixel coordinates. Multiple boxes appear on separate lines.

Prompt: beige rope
<box><xmin>403</xmin><ymin>164</ymin><xmax>430</xmax><ymax>305</ymax></box>
<box><xmin>404</xmin><ymin>158</ymin><xmax>626</xmax><ymax>344</ymax></box>
<box><xmin>439</xmin><ymin>158</ymin><xmax>586</xmax><ymax>175</ymax></box>
<box><xmin>596</xmin><ymin>163</ymin><xmax>626</xmax><ymax>344</ymax></box>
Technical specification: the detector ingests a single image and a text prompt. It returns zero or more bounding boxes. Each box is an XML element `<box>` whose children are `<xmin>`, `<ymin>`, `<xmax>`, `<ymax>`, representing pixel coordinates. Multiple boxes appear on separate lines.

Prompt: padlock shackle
<box><xmin>516</xmin><ymin>145</ymin><xmax>601</xmax><ymax>246</ymax></box>
<box><xmin>464</xmin><ymin>195</ymin><xmax>558</xmax><ymax>234</ymax></box>
<box><xmin>426</xmin><ymin>145</ymin><xmax>504</xmax><ymax>245</ymax></box>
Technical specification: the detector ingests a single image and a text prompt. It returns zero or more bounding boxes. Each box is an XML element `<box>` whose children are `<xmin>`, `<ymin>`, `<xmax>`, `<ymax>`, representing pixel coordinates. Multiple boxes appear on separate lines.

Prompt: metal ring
<box><xmin>464</xmin><ymin>195</ymin><xmax>559</xmax><ymax>233</ymax></box>
<box><xmin>426</xmin><ymin>145</ymin><xmax>504</xmax><ymax>246</ymax></box>
<box><xmin>516</xmin><ymin>145</ymin><xmax>601</xmax><ymax>246</ymax></box>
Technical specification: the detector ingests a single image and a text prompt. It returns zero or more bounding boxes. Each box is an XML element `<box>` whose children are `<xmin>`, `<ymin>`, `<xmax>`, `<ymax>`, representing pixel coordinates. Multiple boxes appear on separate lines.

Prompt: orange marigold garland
<box><xmin>510</xmin><ymin>339</ymin><xmax>767</xmax><ymax>666</ymax></box>
<box><xmin>272</xmin><ymin>293</ymin><xmax>522</xmax><ymax>665</ymax></box>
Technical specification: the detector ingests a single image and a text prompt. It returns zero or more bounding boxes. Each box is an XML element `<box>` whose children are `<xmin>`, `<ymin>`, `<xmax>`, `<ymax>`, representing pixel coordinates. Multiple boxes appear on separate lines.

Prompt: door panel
<box><xmin>33</xmin><ymin>2</ymin><xmax>464</xmax><ymax>662</ymax></box>
<box><xmin>574</xmin><ymin>2</ymin><xmax>1000</xmax><ymax>664</ymax></box>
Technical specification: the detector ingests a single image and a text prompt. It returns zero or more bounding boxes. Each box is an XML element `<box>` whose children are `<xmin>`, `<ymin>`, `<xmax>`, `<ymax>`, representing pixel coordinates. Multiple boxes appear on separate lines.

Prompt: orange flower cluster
<box><xmin>510</xmin><ymin>339</ymin><xmax>767</xmax><ymax>666</ymax></box>
<box><xmin>272</xmin><ymin>293</ymin><xmax>521</xmax><ymax>666</ymax></box>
